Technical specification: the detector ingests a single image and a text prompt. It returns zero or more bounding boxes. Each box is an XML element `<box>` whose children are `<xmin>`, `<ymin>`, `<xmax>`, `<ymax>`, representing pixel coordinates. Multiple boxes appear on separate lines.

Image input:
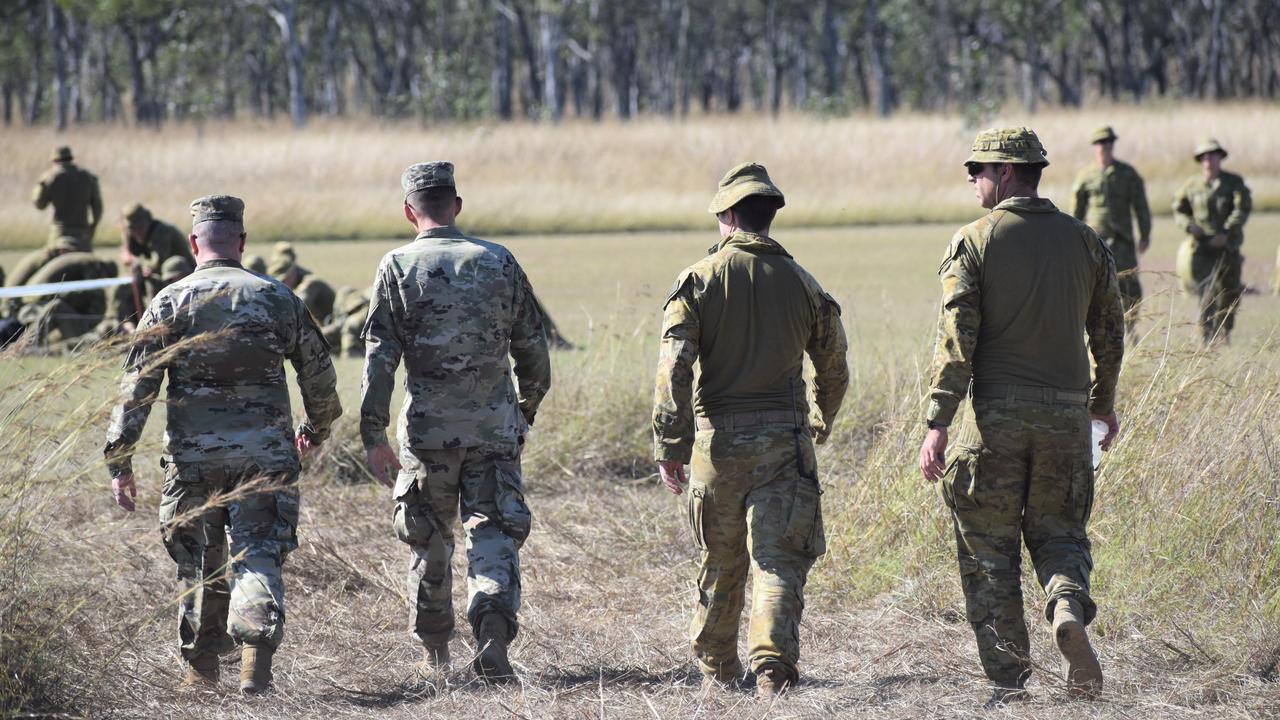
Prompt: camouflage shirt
<box><xmin>32</xmin><ymin>162</ymin><xmax>102</xmax><ymax>238</ymax></box>
<box><xmin>295</xmin><ymin>273</ymin><xmax>336</xmax><ymax>323</ymax></box>
<box><xmin>104</xmin><ymin>259</ymin><xmax>342</xmax><ymax>476</ymax></box>
<box><xmin>926</xmin><ymin>197</ymin><xmax>1125</xmax><ymax>427</ymax></box>
<box><xmin>1071</xmin><ymin>160</ymin><xmax>1152</xmax><ymax>247</ymax></box>
<box><xmin>1173</xmin><ymin>171</ymin><xmax>1252</xmax><ymax>250</ymax></box>
<box><xmin>359</xmin><ymin>225</ymin><xmax>551</xmax><ymax>451</ymax></box>
<box><xmin>653</xmin><ymin>230</ymin><xmax>849</xmax><ymax>464</ymax></box>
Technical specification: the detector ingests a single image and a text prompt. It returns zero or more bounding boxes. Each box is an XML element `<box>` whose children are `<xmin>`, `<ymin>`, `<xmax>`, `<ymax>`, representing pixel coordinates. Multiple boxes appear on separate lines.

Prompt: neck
<box><xmin>1204</xmin><ymin>170</ymin><xmax>1220</xmax><ymax>181</ymax></box>
<box><xmin>416</xmin><ymin>218</ymin><xmax>454</xmax><ymax>232</ymax></box>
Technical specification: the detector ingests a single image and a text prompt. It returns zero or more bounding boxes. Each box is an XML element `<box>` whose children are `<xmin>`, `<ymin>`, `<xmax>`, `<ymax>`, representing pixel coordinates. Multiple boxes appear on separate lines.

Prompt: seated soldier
<box><xmin>269</xmin><ymin>242</ymin><xmax>336</xmax><ymax>322</ymax></box>
<box><xmin>119</xmin><ymin>203</ymin><xmax>197</xmax><ymax>297</ymax></box>
<box><xmin>16</xmin><ymin>251</ymin><xmax>116</xmax><ymax>347</ymax></box>
<box><xmin>3</xmin><ymin>236</ymin><xmax>83</xmax><ymax>318</ymax></box>
<box><xmin>322</xmin><ymin>286</ymin><xmax>370</xmax><ymax>358</ymax></box>
<box><xmin>243</xmin><ymin>253</ymin><xmax>268</xmax><ymax>275</ymax></box>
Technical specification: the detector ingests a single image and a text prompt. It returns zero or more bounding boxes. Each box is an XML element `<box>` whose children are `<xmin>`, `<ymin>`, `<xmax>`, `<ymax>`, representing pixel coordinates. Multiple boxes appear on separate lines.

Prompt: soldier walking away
<box><xmin>1173</xmin><ymin>139</ymin><xmax>1252</xmax><ymax>345</ymax></box>
<box><xmin>1071</xmin><ymin>126</ymin><xmax>1151</xmax><ymax>342</ymax></box>
<box><xmin>918</xmin><ymin>128</ymin><xmax>1125</xmax><ymax>708</ymax></box>
<box><xmin>103</xmin><ymin>195</ymin><xmax>341</xmax><ymax>694</ymax></box>
<box><xmin>360</xmin><ymin>162</ymin><xmax>551</xmax><ymax>683</ymax></box>
<box><xmin>653</xmin><ymin>162</ymin><xmax>849</xmax><ymax>699</ymax></box>
<box><xmin>33</xmin><ymin>145</ymin><xmax>102</xmax><ymax>250</ymax></box>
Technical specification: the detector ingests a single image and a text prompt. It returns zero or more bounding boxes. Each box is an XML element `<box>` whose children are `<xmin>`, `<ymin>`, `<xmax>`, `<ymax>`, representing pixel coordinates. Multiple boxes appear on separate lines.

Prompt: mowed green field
<box><xmin>3</xmin><ymin>215</ymin><xmax>1280</xmax><ymax>717</ymax></box>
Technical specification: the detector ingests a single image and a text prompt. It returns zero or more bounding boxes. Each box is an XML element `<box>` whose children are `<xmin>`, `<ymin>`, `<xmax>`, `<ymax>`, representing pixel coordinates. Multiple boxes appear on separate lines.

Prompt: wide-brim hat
<box><xmin>121</xmin><ymin>202</ymin><xmax>152</xmax><ymax>229</ymax></box>
<box><xmin>708</xmin><ymin>162</ymin><xmax>786</xmax><ymax>214</ymax></box>
<box><xmin>964</xmin><ymin>126</ymin><xmax>1050</xmax><ymax>166</ymax></box>
<box><xmin>50</xmin><ymin>146</ymin><xmax>73</xmax><ymax>162</ymax></box>
<box><xmin>1193</xmin><ymin>138</ymin><xmax>1228</xmax><ymax>160</ymax></box>
<box><xmin>1090</xmin><ymin>125</ymin><xmax>1118</xmax><ymax>144</ymax></box>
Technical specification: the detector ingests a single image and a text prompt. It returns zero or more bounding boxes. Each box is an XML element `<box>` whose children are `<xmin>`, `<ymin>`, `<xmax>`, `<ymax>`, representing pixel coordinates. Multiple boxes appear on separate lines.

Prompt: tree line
<box><xmin>3</xmin><ymin>0</ymin><xmax>1278</xmax><ymax>130</ymax></box>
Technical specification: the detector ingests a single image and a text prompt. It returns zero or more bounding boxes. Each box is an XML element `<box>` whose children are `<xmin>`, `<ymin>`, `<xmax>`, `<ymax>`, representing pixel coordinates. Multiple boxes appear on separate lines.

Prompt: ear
<box><xmin>455</xmin><ymin>196</ymin><xmax>463</xmax><ymax>218</ymax></box>
<box><xmin>403</xmin><ymin>202</ymin><xmax>416</xmax><ymax>225</ymax></box>
<box><xmin>188</xmin><ymin>233</ymin><xmax>199</xmax><ymax>258</ymax></box>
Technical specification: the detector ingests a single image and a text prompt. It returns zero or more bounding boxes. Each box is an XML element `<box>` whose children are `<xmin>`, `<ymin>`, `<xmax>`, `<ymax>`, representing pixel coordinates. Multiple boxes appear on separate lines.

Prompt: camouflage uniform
<box><xmin>269</xmin><ymin>243</ymin><xmax>337</xmax><ymax>323</ymax></box>
<box><xmin>360</xmin><ymin>162</ymin><xmax>551</xmax><ymax>649</ymax></box>
<box><xmin>1172</xmin><ymin>139</ymin><xmax>1252</xmax><ymax>342</ymax></box>
<box><xmin>654</xmin><ymin>163</ymin><xmax>849</xmax><ymax>685</ymax></box>
<box><xmin>1071</xmin><ymin>127</ymin><xmax>1151</xmax><ymax>335</ymax></box>
<box><xmin>104</xmin><ymin>195</ymin><xmax>341</xmax><ymax>662</ymax></box>
<box><xmin>32</xmin><ymin>146</ymin><xmax>102</xmax><ymax>248</ymax></box>
<box><xmin>322</xmin><ymin>286</ymin><xmax>370</xmax><ymax>357</ymax></box>
<box><xmin>929</xmin><ymin>129</ymin><xmax>1125</xmax><ymax>691</ymax></box>
<box><xmin>17</xmin><ymin>251</ymin><xmax>116</xmax><ymax>345</ymax></box>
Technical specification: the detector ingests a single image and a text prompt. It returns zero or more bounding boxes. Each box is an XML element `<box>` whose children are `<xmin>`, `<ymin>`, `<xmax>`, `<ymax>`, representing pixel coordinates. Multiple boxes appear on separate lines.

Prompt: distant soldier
<box><xmin>919</xmin><ymin>128</ymin><xmax>1124</xmax><ymax>707</ymax></box>
<box><xmin>243</xmin><ymin>253</ymin><xmax>268</xmax><ymax>275</ymax></box>
<box><xmin>16</xmin><ymin>249</ymin><xmax>117</xmax><ymax>346</ymax></box>
<box><xmin>114</xmin><ymin>203</ymin><xmax>198</xmax><ymax>326</ymax></box>
<box><xmin>653</xmin><ymin>163</ymin><xmax>849</xmax><ymax>698</ymax></box>
<box><xmin>361</xmin><ymin>161</ymin><xmax>551</xmax><ymax>683</ymax></box>
<box><xmin>104</xmin><ymin>195</ymin><xmax>342</xmax><ymax>694</ymax></box>
<box><xmin>32</xmin><ymin>145</ymin><xmax>102</xmax><ymax>250</ymax></box>
<box><xmin>90</xmin><ymin>255</ymin><xmax>195</xmax><ymax>346</ymax></box>
<box><xmin>270</xmin><ymin>242</ymin><xmax>337</xmax><ymax>323</ymax></box>
<box><xmin>3</xmin><ymin>237</ymin><xmax>86</xmax><ymax>318</ymax></box>
<box><xmin>1173</xmin><ymin>139</ymin><xmax>1252</xmax><ymax>344</ymax></box>
<box><xmin>1071</xmin><ymin>126</ymin><xmax>1151</xmax><ymax>340</ymax></box>
<box><xmin>322</xmin><ymin>286</ymin><xmax>370</xmax><ymax>358</ymax></box>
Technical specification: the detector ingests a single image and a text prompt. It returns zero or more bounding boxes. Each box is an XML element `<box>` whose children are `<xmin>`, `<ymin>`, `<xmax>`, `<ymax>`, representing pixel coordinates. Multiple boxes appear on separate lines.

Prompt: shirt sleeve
<box><xmin>102</xmin><ymin>303</ymin><xmax>170</xmax><ymax>476</ymax></box>
<box><xmin>32</xmin><ymin>176</ymin><xmax>50</xmax><ymax>210</ymax></box>
<box><xmin>1172</xmin><ymin>181</ymin><xmax>1196</xmax><ymax>234</ymax></box>
<box><xmin>1071</xmin><ymin>173</ymin><xmax>1088</xmax><ymax>221</ymax></box>
<box><xmin>806</xmin><ymin>292</ymin><xmax>849</xmax><ymax>444</ymax></box>
<box><xmin>1131</xmin><ymin>170</ymin><xmax>1152</xmax><ymax>242</ymax></box>
<box><xmin>1085</xmin><ymin>233</ymin><xmax>1125</xmax><ymax>415</ymax></box>
<box><xmin>1224</xmin><ymin>177</ymin><xmax>1252</xmax><ymax>244</ymax></box>
<box><xmin>288</xmin><ymin>298</ymin><xmax>342</xmax><ymax>443</ymax></box>
<box><xmin>510</xmin><ymin>267</ymin><xmax>552</xmax><ymax>426</ymax></box>
<box><xmin>652</xmin><ymin>273</ymin><xmax>700</xmax><ymax>464</ymax></box>
<box><xmin>925</xmin><ymin>231</ymin><xmax>982</xmax><ymax>427</ymax></box>
<box><xmin>358</xmin><ymin>259</ymin><xmax>404</xmax><ymax>450</ymax></box>
<box><xmin>89</xmin><ymin>175</ymin><xmax>103</xmax><ymax>229</ymax></box>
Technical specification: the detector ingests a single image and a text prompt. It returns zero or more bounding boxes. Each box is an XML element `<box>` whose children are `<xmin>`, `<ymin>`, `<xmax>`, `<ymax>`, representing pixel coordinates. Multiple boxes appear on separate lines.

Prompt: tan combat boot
<box><xmin>754</xmin><ymin>662</ymin><xmax>792</xmax><ymax>700</ymax></box>
<box><xmin>1052</xmin><ymin>598</ymin><xmax>1103</xmax><ymax>699</ymax></box>
<box><xmin>417</xmin><ymin>642</ymin><xmax>451</xmax><ymax>676</ymax></box>
<box><xmin>472</xmin><ymin>615</ymin><xmax>515</xmax><ymax>684</ymax></box>
<box><xmin>178</xmin><ymin>653</ymin><xmax>219</xmax><ymax>690</ymax></box>
<box><xmin>239</xmin><ymin>643</ymin><xmax>275</xmax><ymax>695</ymax></box>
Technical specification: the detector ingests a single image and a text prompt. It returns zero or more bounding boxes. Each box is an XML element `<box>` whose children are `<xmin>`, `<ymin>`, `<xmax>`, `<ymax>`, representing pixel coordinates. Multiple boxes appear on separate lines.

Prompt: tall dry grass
<box><xmin>2</xmin><ymin>103</ymin><xmax>1279</xmax><ymax>250</ymax></box>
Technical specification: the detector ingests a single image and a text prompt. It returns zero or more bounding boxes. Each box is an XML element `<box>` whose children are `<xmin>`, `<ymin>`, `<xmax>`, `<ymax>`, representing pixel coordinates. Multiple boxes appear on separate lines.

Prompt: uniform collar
<box><xmin>415</xmin><ymin>225</ymin><xmax>467</xmax><ymax>241</ymax></box>
<box><xmin>708</xmin><ymin>230</ymin><xmax>792</xmax><ymax>257</ymax></box>
<box><xmin>992</xmin><ymin>197</ymin><xmax>1058</xmax><ymax>214</ymax></box>
<box><xmin>195</xmin><ymin>258</ymin><xmax>244</xmax><ymax>271</ymax></box>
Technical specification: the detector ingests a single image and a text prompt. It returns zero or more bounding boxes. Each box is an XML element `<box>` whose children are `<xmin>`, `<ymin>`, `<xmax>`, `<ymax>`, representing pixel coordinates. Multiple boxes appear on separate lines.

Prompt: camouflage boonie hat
<box><xmin>708</xmin><ymin>162</ymin><xmax>785</xmax><ymax>214</ymax></box>
<box><xmin>268</xmin><ymin>241</ymin><xmax>297</xmax><ymax>278</ymax></box>
<box><xmin>160</xmin><ymin>256</ymin><xmax>193</xmax><ymax>283</ymax></box>
<box><xmin>1090</xmin><ymin>125</ymin><xmax>1118</xmax><ymax>144</ymax></box>
<box><xmin>337</xmin><ymin>287</ymin><xmax>369</xmax><ymax>315</ymax></box>
<box><xmin>243</xmin><ymin>253</ymin><xmax>268</xmax><ymax>275</ymax></box>
<box><xmin>51</xmin><ymin>146</ymin><xmax>73</xmax><ymax>162</ymax></box>
<box><xmin>1193</xmin><ymin>138</ymin><xmax>1228</xmax><ymax>160</ymax></box>
<box><xmin>964</xmin><ymin>127</ymin><xmax>1049</xmax><ymax>166</ymax></box>
<box><xmin>121</xmin><ymin>203</ymin><xmax>152</xmax><ymax>229</ymax></box>
<box><xmin>190</xmin><ymin>194</ymin><xmax>245</xmax><ymax>225</ymax></box>
<box><xmin>401</xmin><ymin>161</ymin><xmax>456</xmax><ymax>196</ymax></box>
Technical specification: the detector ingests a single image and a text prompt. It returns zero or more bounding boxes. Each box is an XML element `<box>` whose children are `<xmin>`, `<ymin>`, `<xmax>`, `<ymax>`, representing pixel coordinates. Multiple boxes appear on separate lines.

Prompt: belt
<box><xmin>695</xmin><ymin>410</ymin><xmax>800</xmax><ymax>431</ymax></box>
<box><xmin>971</xmin><ymin>382</ymin><xmax>1089</xmax><ymax>406</ymax></box>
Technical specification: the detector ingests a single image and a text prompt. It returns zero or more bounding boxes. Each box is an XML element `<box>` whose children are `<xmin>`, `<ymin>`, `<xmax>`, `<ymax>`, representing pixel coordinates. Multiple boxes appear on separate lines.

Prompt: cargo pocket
<box><xmin>687</xmin><ymin>486</ymin><xmax>708</xmax><ymax>550</ymax></box>
<box><xmin>392</xmin><ymin>470</ymin><xmax>434</xmax><ymax>546</ymax></box>
<box><xmin>941</xmin><ymin>445</ymin><xmax>981</xmax><ymax>511</ymax></box>
<box><xmin>1069</xmin><ymin>460</ymin><xmax>1096</xmax><ymax>525</ymax></box>
<box><xmin>493</xmin><ymin>464</ymin><xmax>532</xmax><ymax>545</ymax></box>
<box><xmin>784</xmin><ymin>479</ymin><xmax>826</xmax><ymax>558</ymax></box>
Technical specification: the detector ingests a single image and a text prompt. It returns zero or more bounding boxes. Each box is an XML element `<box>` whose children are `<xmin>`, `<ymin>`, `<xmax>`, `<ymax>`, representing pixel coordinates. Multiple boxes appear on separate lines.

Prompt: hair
<box><xmin>729</xmin><ymin>195</ymin><xmax>781</xmax><ymax>233</ymax></box>
<box><xmin>407</xmin><ymin>186</ymin><xmax>458</xmax><ymax>221</ymax></box>
<box><xmin>1010</xmin><ymin>163</ymin><xmax>1043</xmax><ymax>188</ymax></box>
<box><xmin>192</xmin><ymin>219</ymin><xmax>244</xmax><ymax>253</ymax></box>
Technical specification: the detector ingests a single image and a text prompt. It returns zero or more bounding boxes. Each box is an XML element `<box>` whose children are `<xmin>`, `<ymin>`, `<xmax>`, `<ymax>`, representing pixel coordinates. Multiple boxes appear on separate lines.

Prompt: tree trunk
<box><xmin>820</xmin><ymin>0</ymin><xmax>840</xmax><ymax>98</ymax></box>
<box><xmin>320</xmin><ymin>1</ymin><xmax>342</xmax><ymax>116</ymax></box>
<box><xmin>47</xmin><ymin>0</ymin><xmax>69</xmax><ymax>131</ymax></box>
<box><xmin>493</xmin><ymin>1</ymin><xmax>515</xmax><ymax>119</ymax></box>
<box><xmin>25</xmin><ymin>3</ymin><xmax>45</xmax><ymax>125</ymax></box>
<box><xmin>268</xmin><ymin>0</ymin><xmax>307</xmax><ymax>128</ymax></box>
<box><xmin>866</xmin><ymin>0</ymin><xmax>893</xmax><ymax>117</ymax></box>
<box><xmin>539</xmin><ymin>3</ymin><xmax>562</xmax><ymax>122</ymax></box>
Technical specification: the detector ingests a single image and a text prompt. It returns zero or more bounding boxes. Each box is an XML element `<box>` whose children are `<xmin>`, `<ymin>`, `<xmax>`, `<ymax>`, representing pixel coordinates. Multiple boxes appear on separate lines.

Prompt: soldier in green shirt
<box><xmin>269</xmin><ymin>242</ymin><xmax>337</xmax><ymax>323</ymax></box>
<box><xmin>32</xmin><ymin>146</ymin><xmax>102</xmax><ymax>249</ymax></box>
<box><xmin>919</xmin><ymin>128</ymin><xmax>1125</xmax><ymax>707</ymax></box>
<box><xmin>1071</xmin><ymin>126</ymin><xmax>1151</xmax><ymax>341</ymax></box>
<box><xmin>653</xmin><ymin>162</ymin><xmax>849</xmax><ymax>698</ymax></box>
<box><xmin>1173</xmin><ymin>138</ymin><xmax>1252</xmax><ymax>344</ymax></box>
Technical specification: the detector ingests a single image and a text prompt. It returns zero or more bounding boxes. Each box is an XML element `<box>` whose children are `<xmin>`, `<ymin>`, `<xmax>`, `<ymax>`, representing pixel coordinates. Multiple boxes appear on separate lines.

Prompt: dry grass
<box><xmin>2</xmin><ymin>103</ymin><xmax>1279</xmax><ymax>250</ymax></box>
<box><xmin>3</xmin><ymin>215</ymin><xmax>1280</xmax><ymax>717</ymax></box>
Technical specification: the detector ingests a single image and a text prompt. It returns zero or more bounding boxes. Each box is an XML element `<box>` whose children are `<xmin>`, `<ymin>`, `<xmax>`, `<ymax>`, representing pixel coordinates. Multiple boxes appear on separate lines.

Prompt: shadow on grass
<box><xmin>538</xmin><ymin>663</ymin><xmax>703</xmax><ymax>689</ymax></box>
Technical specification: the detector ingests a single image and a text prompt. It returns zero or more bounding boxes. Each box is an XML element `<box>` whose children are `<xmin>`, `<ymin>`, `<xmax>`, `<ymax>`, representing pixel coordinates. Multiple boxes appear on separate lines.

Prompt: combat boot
<box><xmin>239</xmin><ymin>643</ymin><xmax>275</xmax><ymax>695</ymax></box>
<box><xmin>983</xmin><ymin>685</ymin><xmax>1030</xmax><ymax>709</ymax></box>
<box><xmin>178</xmin><ymin>653</ymin><xmax>219</xmax><ymax>690</ymax></box>
<box><xmin>1052</xmin><ymin>598</ymin><xmax>1103</xmax><ymax>699</ymax></box>
<box><xmin>472</xmin><ymin>614</ymin><xmax>515</xmax><ymax>684</ymax></box>
<box><xmin>416</xmin><ymin>642</ymin><xmax>451</xmax><ymax>675</ymax></box>
<box><xmin>754</xmin><ymin>662</ymin><xmax>792</xmax><ymax>700</ymax></box>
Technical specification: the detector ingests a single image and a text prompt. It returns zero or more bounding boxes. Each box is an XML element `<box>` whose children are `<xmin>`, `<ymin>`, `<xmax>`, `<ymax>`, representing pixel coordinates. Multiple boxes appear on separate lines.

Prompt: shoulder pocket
<box><xmin>663</xmin><ymin>272</ymin><xmax>695</xmax><ymax>309</ymax></box>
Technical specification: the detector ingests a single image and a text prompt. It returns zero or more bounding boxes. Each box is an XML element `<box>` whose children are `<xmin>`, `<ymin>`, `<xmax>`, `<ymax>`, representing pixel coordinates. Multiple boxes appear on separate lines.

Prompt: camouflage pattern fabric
<box><xmin>32</xmin><ymin>161</ymin><xmax>102</xmax><ymax>246</ymax></box>
<box><xmin>964</xmin><ymin>127</ymin><xmax>1049</xmax><ymax>166</ymax></box>
<box><xmin>941</xmin><ymin>398</ymin><xmax>1096</xmax><ymax>688</ymax></box>
<box><xmin>359</xmin><ymin>225</ymin><xmax>551</xmax><ymax>451</ymax></box>
<box><xmin>1173</xmin><ymin>172</ymin><xmax>1251</xmax><ymax>340</ymax></box>
<box><xmin>132</xmin><ymin>219</ymin><xmax>196</xmax><ymax>283</ymax></box>
<box><xmin>159</xmin><ymin>459</ymin><xmax>300</xmax><ymax>657</ymax></box>
<box><xmin>926</xmin><ymin>197</ymin><xmax>1125</xmax><ymax>428</ymax></box>
<box><xmin>104</xmin><ymin>258</ymin><xmax>342</xmax><ymax>476</ymax></box>
<box><xmin>401</xmin><ymin>161</ymin><xmax>456</xmax><ymax>194</ymax></box>
<box><xmin>687</xmin><ymin>424</ymin><xmax>824</xmax><ymax>682</ymax></box>
<box><xmin>1071</xmin><ymin>161</ymin><xmax>1151</xmax><ymax>332</ymax></box>
<box><xmin>393</xmin><ymin>441</ymin><xmax>528</xmax><ymax>646</ymax></box>
<box><xmin>295</xmin><ymin>273</ymin><xmax>336</xmax><ymax>323</ymax></box>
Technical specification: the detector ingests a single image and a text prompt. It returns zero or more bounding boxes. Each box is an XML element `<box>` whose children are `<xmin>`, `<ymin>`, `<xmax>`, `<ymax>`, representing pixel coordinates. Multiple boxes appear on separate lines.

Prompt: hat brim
<box><xmin>707</xmin><ymin>183</ymin><xmax>786</xmax><ymax>214</ymax></box>
<box><xmin>1194</xmin><ymin>149</ymin><xmax>1228</xmax><ymax>160</ymax></box>
<box><xmin>963</xmin><ymin>151</ymin><xmax>1050</xmax><ymax>167</ymax></box>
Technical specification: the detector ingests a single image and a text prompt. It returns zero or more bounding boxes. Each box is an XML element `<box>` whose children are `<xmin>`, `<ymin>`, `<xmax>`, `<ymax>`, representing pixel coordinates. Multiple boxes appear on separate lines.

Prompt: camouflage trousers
<box><xmin>1189</xmin><ymin>245</ymin><xmax>1243</xmax><ymax>341</ymax></box>
<box><xmin>941</xmin><ymin>397</ymin><xmax>1096</xmax><ymax>688</ymax></box>
<box><xmin>393</xmin><ymin>442</ymin><xmax>531</xmax><ymax>647</ymax></box>
<box><xmin>158</xmin><ymin>458</ymin><xmax>300</xmax><ymax>660</ymax></box>
<box><xmin>687</xmin><ymin>423</ymin><xmax>825</xmax><ymax>683</ymax></box>
<box><xmin>1104</xmin><ymin>236</ymin><xmax>1142</xmax><ymax>338</ymax></box>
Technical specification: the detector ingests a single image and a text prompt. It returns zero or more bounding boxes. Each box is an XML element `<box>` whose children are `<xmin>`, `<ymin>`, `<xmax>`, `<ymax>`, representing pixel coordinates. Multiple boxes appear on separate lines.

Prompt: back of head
<box><xmin>189</xmin><ymin>194</ymin><xmax>245</xmax><ymax>259</ymax></box>
<box><xmin>402</xmin><ymin>161</ymin><xmax>458</xmax><ymax>225</ymax></box>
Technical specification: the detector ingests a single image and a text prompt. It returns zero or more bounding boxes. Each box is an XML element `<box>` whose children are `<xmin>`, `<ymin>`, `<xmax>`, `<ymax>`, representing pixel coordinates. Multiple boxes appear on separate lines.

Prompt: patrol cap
<box><xmin>401</xmin><ymin>161</ymin><xmax>456</xmax><ymax>196</ymax></box>
<box><xmin>160</xmin><ymin>256</ymin><xmax>193</xmax><ymax>283</ymax></box>
<box><xmin>1090</xmin><ymin>125</ymin><xmax>1118</xmax><ymax>144</ymax></box>
<box><xmin>964</xmin><ymin>127</ymin><xmax>1049</xmax><ymax>166</ymax></box>
<box><xmin>121</xmin><ymin>202</ymin><xmax>152</xmax><ymax>229</ymax></box>
<box><xmin>708</xmin><ymin>162</ymin><xmax>786</xmax><ymax>214</ymax></box>
<box><xmin>1193</xmin><ymin>138</ymin><xmax>1228</xmax><ymax>160</ymax></box>
<box><xmin>189</xmin><ymin>194</ymin><xmax>245</xmax><ymax>225</ymax></box>
<box><xmin>51</xmin><ymin>146</ymin><xmax>73</xmax><ymax>162</ymax></box>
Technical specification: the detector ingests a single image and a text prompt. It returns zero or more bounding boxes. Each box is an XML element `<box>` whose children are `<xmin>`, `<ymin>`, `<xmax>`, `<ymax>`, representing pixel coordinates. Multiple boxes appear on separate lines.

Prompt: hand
<box><xmin>1138</xmin><ymin>237</ymin><xmax>1150</xmax><ymax>254</ymax></box>
<box><xmin>366</xmin><ymin>443</ymin><xmax>401</xmax><ymax>488</ymax></box>
<box><xmin>658</xmin><ymin>460</ymin><xmax>688</xmax><ymax>495</ymax></box>
<box><xmin>1210</xmin><ymin>233</ymin><xmax>1228</xmax><ymax>249</ymax></box>
<box><xmin>918</xmin><ymin>427</ymin><xmax>948</xmax><ymax>483</ymax></box>
<box><xmin>140</xmin><ymin>265</ymin><xmax>155</xmax><ymax>278</ymax></box>
<box><xmin>112</xmin><ymin>473</ymin><xmax>137</xmax><ymax>512</ymax></box>
<box><xmin>295</xmin><ymin>432</ymin><xmax>319</xmax><ymax>457</ymax></box>
<box><xmin>1092</xmin><ymin>411</ymin><xmax>1120</xmax><ymax>452</ymax></box>
<box><xmin>1186</xmin><ymin>223</ymin><xmax>1204</xmax><ymax>239</ymax></box>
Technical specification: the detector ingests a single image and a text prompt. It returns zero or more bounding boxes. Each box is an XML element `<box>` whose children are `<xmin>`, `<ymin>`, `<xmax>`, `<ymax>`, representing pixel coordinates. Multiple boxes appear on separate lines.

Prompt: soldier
<box><xmin>111</xmin><ymin>203</ymin><xmax>199</xmax><ymax>327</ymax></box>
<box><xmin>322</xmin><ymin>286</ymin><xmax>370</xmax><ymax>358</ymax></box>
<box><xmin>1173</xmin><ymin>139</ymin><xmax>1252</xmax><ymax>344</ymax></box>
<box><xmin>1071</xmin><ymin>126</ymin><xmax>1151</xmax><ymax>341</ymax></box>
<box><xmin>16</xmin><ymin>248</ymin><xmax>117</xmax><ymax>346</ymax></box>
<box><xmin>269</xmin><ymin>242</ymin><xmax>337</xmax><ymax>323</ymax></box>
<box><xmin>361</xmin><ymin>161</ymin><xmax>551</xmax><ymax>683</ymax></box>
<box><xmin>3</xmin><ymin>236</ymin><xmax>90</xmax><ymax>318</ymax></box>
<box><xmin>918</xmin><ymin>128</ymin><xmax>1125</xmax><ymax>707</ymax></box>
<box><xmin>104</xmin><ymin>195</ymin><xmax>341</xmax><ymax>694</ymax></box>
<box><xmin>32</xmin><ymin>145</ymin><xmax>102</xmax><ymax>250</ymax></box>
<box><xmin>243</xmin><ymin>253</ymin><xmax>268</xmax><ymax>275</ymax></box>
<box><xmin>653</xmin><ymin>162</ymin><xmax>849</xmax><ymax>698</ymax></box>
